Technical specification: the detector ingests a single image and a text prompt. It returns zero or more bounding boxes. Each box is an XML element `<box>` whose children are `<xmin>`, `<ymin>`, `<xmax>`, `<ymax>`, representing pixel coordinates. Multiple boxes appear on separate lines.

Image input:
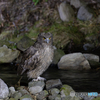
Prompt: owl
<box><xmin>17</xmin><ymin>32</ymin><xmax>54</xmax><ymax>81</ymax></box>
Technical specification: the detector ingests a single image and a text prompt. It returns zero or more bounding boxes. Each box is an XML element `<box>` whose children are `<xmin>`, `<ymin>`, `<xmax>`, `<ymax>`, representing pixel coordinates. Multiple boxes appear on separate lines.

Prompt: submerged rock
<box><xmin>0</xmin><ymin>79</ymin><xmax>9</xmax><ymax>99</ymax></box>
<box><xmin>0</xmin><ymin>45</ymin><xmax>20</xmax><ymax>63</ymax></box>
<box><xmin>58</xmin><ymin>1</ymin><xmax>75</xmax><ymax>22</ymax></box>
<box><xmin>77</xmin><ymin>6</ymin><xmax>93</xmax><ymax>21</ymax></box>
<box><xmin>58</xmin><ymin>53</ymin><xmax>91</xmax><ymax>70</ymax></box>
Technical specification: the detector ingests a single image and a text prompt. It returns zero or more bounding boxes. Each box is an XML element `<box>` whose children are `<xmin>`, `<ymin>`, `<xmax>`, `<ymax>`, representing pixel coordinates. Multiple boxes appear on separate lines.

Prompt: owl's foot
<box><xmin>32</xmin><ymin>76</ymin><xmax>46</xmax><ymax>81</ymax></box>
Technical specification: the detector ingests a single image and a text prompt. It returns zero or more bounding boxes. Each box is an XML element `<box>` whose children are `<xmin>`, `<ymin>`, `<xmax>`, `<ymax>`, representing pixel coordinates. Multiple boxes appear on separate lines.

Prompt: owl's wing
<box><xmin>17</xmin><ymin>46</ymin><xmax>39</xmax><ymax>75</ymax></box>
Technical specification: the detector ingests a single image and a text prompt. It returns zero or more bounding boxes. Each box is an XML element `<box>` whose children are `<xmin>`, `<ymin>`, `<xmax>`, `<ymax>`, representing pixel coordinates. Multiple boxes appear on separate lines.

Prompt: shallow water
<box><xmin>0</xmin><ymin>64</ymin><xmax>100</xmax><ymax>93</ymax></box>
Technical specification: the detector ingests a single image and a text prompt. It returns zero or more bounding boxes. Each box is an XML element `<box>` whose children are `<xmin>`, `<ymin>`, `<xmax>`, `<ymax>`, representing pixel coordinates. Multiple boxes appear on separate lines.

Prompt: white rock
<box><xmin>29</xmin><ymin>86</ymin><xmax>43</xmax><ymax>94</ymax></box>
<box><xmin>70</xmin><ymin>0</ymin><xmax>85</xmax><ymax>8</ymax></box>
<box><xmin>77</xmin><ymin>6</ymin><xmax>93</xmax><ymax>21</ymax></box>
<box><xmin>83</xmin><ymin>54</ymin><xmax>99</xmax><ymax>62</ymax></box>
<box><xmin>58</xmin><ymin>53</ymin><xmax>91</xmax><ymax>70</ymax></box>
<box><xmin>9</xmin><ymin>87</ymin><xmax>16</xmax><ymax>96</ymax></box>
<box><xmin>58</xmin><ymin>1</ymin><xmax>75</xmax><ymax>22</ymax></box>
<box><xmin>0</xmin><ymin>79</ymin><xmax>9</xmax><ymax>99</ymax></box>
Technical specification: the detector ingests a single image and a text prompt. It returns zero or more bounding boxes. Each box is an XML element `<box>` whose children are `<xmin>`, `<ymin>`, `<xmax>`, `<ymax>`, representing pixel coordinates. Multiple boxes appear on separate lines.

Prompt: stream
<box><xmin>0</xmin><ymin>63</ymin><xmax>100</xmax><ymax>93</ymax></box>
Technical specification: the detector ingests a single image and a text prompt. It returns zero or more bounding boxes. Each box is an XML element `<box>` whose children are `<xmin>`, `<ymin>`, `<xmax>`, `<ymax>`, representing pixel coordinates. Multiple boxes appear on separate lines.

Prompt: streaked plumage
<box><xmin>17</xmin><ymin>32</ymin><xmax>54</xmax><ymax>80</ymax></box>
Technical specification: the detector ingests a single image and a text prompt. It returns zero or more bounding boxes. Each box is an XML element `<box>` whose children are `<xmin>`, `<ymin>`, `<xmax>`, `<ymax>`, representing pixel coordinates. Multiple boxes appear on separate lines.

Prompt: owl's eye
<box><xmin>49</xmin><ymin>37</ymin><xmax>51</xmax><ymax>39</ymax></box>
<box><xmin>43</xmin><ymin>37</ymin><xmax>45</xmax><ymax>40</ymax></box>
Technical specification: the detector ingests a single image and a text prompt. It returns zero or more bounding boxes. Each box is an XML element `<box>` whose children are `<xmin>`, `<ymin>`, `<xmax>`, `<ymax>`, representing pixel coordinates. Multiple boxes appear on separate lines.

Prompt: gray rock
<box><xmin>13</xmin><ymin>92</ymin><xmax>22</xmax><ymax>100</ymax></box>
<box><xmin>29</xmin><ymin>86</ymin><xmax>43</xmax><ymax>94</ymax></box>
<box><xmin>20</xmin><ymin>94</ymin><xmax>33</xmax><ymax>100</ymax></box>
<box><xmin>53</xmin><ymin>49</ymin><xmax>65</xmax><ymax>64</ymax></box>
<box><xmin>46</xmin><ymin>79</ymin><xmax>62</xmax><ymax>90</ymax></box>
<box><xmin>18</xmin><ymin>89</ymin><xmax>29</xmax><ymax>96</ymax></box>
<box><xmin>60</xmin><ymin>85</ymin><xmax>75</xmax><ymax>97</ymax></box>
<box><xmin>58</xmin><ymin>2</ymin><xmax>75</xmax><ymax>22</ymax></box>
<box><xmin>48</xmin><ymin>94</ymin><xmax>61</xmax><ymax>100</ymax></box>
<box><xmin>17</xmin><ymin>36</ymin><xmax>34</xmax><ymax>51</ymax></box>
<box><xmin>58</xmin><ymin>53</ymin><xmax>91</xmax><ymax>70</ymax></box>
<box><xmin>83</xmin><ymin>43</ymin><xmax>94</xmax><ymax>51</ymax></box>
<box><xmin>28</xmin><ymin>80</ymin><xmax>45</xmax><ymax>89</ymax></box>
<box><xmin>0</xmin><ymin>45</ymin><xmax>20</xmax><ymax>63</ymax></box>
<box><xmin>36</xmin><ymin>90</ymin><xmax>48</xmax><ymax>100</ymax></box>
<box><xmin>0</xmin><ymin>79</ymin><xmax>9</xmax><ymax>99</ymax></box>
<box><xmin>9</xmin><ymin>87</ymin><xmax>16</xmax><ymax>96</ymax></box>
<box><xmin>49</xmin><ymin>88</ymin><xmax>60</xmax><ymax>96</ymax></box>
<box><xmin>62</xmin><ymin>96</ymin><xmax>80</xmax><ymax>100</ymax></box>
<box><xmin>77</xmin><ymin>6</ymin><xmax>93</xmax><ymax>21</ymax></box>
<box><xmin>83</xmin><ymin>54</ymin><xmax>99</xmax><ymax>62</ymax></box>
<box><xmin>70</xmin><ymin>0</ymin><xmax>85</xmax><ymax>8</ymax></box>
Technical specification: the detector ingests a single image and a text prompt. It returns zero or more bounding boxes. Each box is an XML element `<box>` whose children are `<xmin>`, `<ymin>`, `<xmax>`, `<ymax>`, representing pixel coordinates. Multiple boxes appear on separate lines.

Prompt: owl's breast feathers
<box><xmin>17</xmin><ymin>43</ymin><xmax>54</xmax><ymax>78</ymax></box>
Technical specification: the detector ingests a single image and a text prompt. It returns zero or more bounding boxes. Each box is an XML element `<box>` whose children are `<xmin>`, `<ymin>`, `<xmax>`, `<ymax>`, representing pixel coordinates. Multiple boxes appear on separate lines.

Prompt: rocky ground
<box><xmin>0</xmin><ymin>78</ymin><xmax>100</xmax><ymax>100</ymax></box>
<box><xmin>0</xmin><ymin>0</ymin><xmax>100</xmax><ymax>100</ymax></box>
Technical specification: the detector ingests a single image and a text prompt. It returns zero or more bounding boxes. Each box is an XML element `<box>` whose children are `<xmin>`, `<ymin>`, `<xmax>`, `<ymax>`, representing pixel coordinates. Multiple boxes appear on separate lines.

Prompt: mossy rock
<box><xmin>17</xmin><ymin>36</ymin><xmax>35</xmax><ymax>51</ymax></box>
<box><xmin>92</xmin><ymin>97</ymin><xmax>100</xmax><ymax>100</ymax></box>
<box><xmin>60</xmin><ymin>85</ymin><xmax>75</xmax><ymax>96</ymax></box>
<box><xmin>53</xmin><ymin>49</ymin><xmax>65</xmax><ymax>64</ymax></box>
<box><xmin>20</xmin><ymin>94</ymin><xmax>33</xmax><ymax>100</ymax></box>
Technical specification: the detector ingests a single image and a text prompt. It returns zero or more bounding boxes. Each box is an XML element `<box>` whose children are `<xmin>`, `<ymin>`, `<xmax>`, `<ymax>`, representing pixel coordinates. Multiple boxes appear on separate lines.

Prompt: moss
<box><xmin>27</xmin><ymin>21</ymin><xmax>84</xmax><ymax>49</ymax></box>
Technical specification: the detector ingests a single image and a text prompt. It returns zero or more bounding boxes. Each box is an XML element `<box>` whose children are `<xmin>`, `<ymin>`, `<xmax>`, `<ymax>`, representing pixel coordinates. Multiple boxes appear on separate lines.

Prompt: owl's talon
<box><xmin>32</xmin><ymin>76</ymin><xmax>46</xmax><ymax>81</ymax></box>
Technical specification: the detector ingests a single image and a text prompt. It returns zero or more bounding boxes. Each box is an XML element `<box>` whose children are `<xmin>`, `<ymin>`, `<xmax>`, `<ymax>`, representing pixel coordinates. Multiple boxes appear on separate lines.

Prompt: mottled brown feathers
<box><xmin>17</xmin><ymin>32</ymin><xmax>54</xmax><ymax>79</ymax></box>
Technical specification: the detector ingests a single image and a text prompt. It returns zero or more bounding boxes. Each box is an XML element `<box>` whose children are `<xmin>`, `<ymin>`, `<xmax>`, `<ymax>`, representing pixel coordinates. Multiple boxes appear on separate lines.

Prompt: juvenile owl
<box><xmin>17</xmin><ymin>32</ymin><xmax>54</xmax><ymax>81</ymax></box>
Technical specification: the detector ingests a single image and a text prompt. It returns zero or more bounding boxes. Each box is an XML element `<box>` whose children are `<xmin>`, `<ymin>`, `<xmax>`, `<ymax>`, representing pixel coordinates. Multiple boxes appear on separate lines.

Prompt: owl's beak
<box><xmin>46</xmin><ymin>38</ymin><xmax>50</xmax><ymax>43</ymax></box>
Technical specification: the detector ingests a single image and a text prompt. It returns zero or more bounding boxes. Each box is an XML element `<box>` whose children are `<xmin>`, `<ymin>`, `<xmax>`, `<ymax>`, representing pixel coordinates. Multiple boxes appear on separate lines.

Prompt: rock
<box><xmin>83</xmin><ymin>43</ymin><xmax>94</xmax><ymax>51</ymax></box>
<box><xmin>17</xmin><ymin>36</ymin><xmax>34</xmax><ymax>51</ymax></box>
<box><xmin>70</xmin><ymin>0</ymin><xmax>85</xmax><ymax>8</ymax></box>
<box><xmin>0</xmin><ymin>79</ymin><xmax>9</xmax><ymax>99</ymax></box>
<box><xmin>92</xmin><ymin>97</ymin><xmax>100</xmax><ymax>100</ymax></box>
<box><xmin>62</xmin><ymin>96</ymin><xmax>80</xmax><ymax>100</ymax></box>
<box><xmin>97</xmin><ymin>15</ymin><xmax>100</xmax><ymax>23</ymax></box>
<box><xmin>29</xmin><ymin>86</ymin><xmax>43</xmax><ymax>94</ymax></box>
<box><xmin>28</xmin><ymin>80</ymin><xmax>45</xmax><ymax>89</ymax></box>
<box><xmin>20</xmin><ymin>94</ymin><xmax>33</xmax><ymax>100</ymax></box>
<box><xmin>83</xmin><ymin>54</ymin><xmax>99</xmax><ymax>62</ymax></box>
<box><xmin>58</xmin><ymin>53</ymin><xmax>91</xmax><ymax>70</ymax></box>
<box><xmin>53</xmin><ymin>49</ymin><xmax>65</xmax><ymax>64</ymax></box>
<box><xmin>48</xmin><ymin>94</ymin><xmax>61</xmax><ymax>100</ymax></box>
<box><xmin>49</xmin><ymin>88</ymin><xmax>60</xmax><ymax>96</ymax></box>
<box><xmin>9</xmin><ymin>87</ymin><xmax>16</xmax><ymax>96</ymax></box>
<box><xmin>13</xmin><ymin>92</ymin><xmax>22</xmax><ymax>100</ymax></box>
<box><xmin>60</xmin><ymin>85</ymin><xmax>75</xmax><ymax>97</ymax></box>
<box><xmin>46</xmin><ymin>79</ymin><xmax>62</xmax><ymax>90</ymax></box>
<box><xmin>77</xmin><ymin>6</ymin><xmax>93</xmax><ymax>21</ymax></box>
<box><xmin>36</xmin><ymin>90</ymin><xmax>48</xmax><ymax>100</ymax></box>
<box><xmin>9</xmin><ymin>98</ymin><xmax>16</xmax><ymax>100</ymax></box>
<box><xmin>58</xmin><ymin>1</ymin><xmax>75</xmax><ymax>22</ymax></box>
<box><xmin>0</xmin><ymin>45</ymin><xmax>20</xmax><ymax>63</ymax></box>
<box><xmin>18</xmin><ymin>89</ymin><xmax>29</xmax><ymax>96</ymax></box>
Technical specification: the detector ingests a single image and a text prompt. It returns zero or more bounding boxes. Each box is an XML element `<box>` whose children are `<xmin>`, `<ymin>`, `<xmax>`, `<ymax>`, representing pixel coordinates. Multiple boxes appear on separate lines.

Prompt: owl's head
<box><xmin>37</xmin><ymin>32</ymin><xmax>53</xmax><ymax>44</ymax></box>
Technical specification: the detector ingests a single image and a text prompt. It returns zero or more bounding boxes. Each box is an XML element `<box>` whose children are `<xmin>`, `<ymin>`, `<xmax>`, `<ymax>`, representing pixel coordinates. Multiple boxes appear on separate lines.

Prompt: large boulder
<box><xmin>0</xmin><ymin>79</ymin><xmax>9</xmax><ymax>99</ymax></box>
<box><xmin>58</xmin><ymin>53</ymin><xmax>91</xmax><ymax>70</ymax></box>
<box><xmin>58</xmin><ymin>2</ymin><xmax>75</xmax><ymax>22</ymax></box>
<box><xmin>77</xmin><ymin>6</ymin><xmax>93</xmax><ymax>21</ymax></box>
<box><xmin>0</xmin><ymin>45</ymin><xmax>20</xmax><ymax>63</ymax></box>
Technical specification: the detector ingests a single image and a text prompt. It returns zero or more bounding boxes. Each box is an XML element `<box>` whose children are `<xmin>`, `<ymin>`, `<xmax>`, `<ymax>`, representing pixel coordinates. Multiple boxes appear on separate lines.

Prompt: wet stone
<box><xmin>46</xmin><ymin>79</ymin><xmax>62</xmax><ymax>90</ymax></box>
<box><xmin>36</xmin><ymin>90</ymin><xmax>48</xmax><ymax>100</ymax></box>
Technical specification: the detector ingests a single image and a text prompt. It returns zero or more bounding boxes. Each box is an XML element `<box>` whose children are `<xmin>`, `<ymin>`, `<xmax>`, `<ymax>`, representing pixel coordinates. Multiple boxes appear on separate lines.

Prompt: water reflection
<box><xmin>0</xmin><ymin>64</ymin><xmax>100</xmax><ymax>92</ymax></box>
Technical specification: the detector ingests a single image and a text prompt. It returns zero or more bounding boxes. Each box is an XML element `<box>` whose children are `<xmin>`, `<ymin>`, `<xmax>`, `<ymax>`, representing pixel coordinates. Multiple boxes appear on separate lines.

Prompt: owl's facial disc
<box><xmin>44</xmin><ymin>38</ymin><xmax>50</xmax><ymax>43</ymax></box>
